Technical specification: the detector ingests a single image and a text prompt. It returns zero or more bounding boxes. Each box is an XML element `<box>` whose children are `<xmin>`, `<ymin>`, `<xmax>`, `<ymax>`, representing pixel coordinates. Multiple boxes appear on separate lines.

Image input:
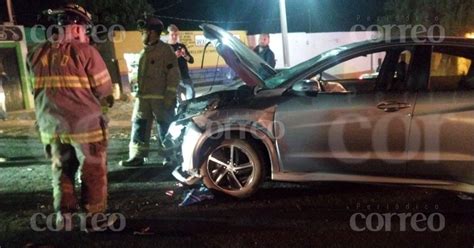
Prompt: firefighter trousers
<box><xmin>49</xmin><ymin>141</ymin><xmax>108</xmax><ymax>214</ymax></box>
<box><xmin>129</xmin><ymin>98</ymin><xmax>176</xmax><ymax>159</ymax></box>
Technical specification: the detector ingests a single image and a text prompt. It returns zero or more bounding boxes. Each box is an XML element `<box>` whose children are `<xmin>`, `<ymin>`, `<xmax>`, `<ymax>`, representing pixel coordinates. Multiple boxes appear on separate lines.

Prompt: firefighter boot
<box><xmin>119</xmin><ymin>157</ymin><xmax>145</xmax><ymax>167</ymax></box>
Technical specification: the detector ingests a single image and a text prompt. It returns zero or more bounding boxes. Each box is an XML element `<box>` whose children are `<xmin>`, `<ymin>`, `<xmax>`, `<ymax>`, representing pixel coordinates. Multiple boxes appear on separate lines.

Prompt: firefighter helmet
<box><xmin>137</xmin><ymin>15</ymin><xmax>164</xmax><ymax>33</ymax></box>
<box><xmin>44</xmin><ymin>4</ymin><xmax>93</xmax><ymax>26</ymax></box>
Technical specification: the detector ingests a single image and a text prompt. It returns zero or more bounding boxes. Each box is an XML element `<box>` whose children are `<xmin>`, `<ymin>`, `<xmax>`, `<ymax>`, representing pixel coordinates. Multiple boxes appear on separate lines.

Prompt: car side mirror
<box><xmin>291</xmin><ymin>79</ymin><xmax>321</xmax><ymax>96</ymax></box>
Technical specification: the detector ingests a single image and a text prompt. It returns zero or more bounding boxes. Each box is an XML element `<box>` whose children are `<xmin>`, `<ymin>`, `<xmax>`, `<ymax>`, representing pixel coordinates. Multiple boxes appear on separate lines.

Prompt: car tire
<box><xmin>200</xmin><ymin>139</ymin><xmax>264</xmax><ymax>198</ymax></box>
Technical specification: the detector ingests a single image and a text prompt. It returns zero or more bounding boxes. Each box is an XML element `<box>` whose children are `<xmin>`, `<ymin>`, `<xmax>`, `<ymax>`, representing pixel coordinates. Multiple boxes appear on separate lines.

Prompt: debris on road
<box><xmin>133</xmin><ymin>226</ymin><xmax>154</xmax><ymax>236</ymax></box>
<box><xmin>179</xmin><ymin>186</ymin><xmax>214</xmax><ymax>207</ymax></box>
<box><xmin>24</xmin><ymin>242</ymin><xmax>54</xmax><ymax>248</ymax></box>
<box><xmin>165</xmin><ymin>190</ymin><xmax>174</xmax><ymax>197</ymax></box>
<box><xmin>457</xmin><ymin>193</ymin><xmax>474</xmax><ymax>200</ymax></box>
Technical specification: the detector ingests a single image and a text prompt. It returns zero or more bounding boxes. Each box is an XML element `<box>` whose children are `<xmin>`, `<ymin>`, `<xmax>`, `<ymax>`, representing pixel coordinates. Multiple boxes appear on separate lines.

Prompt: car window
<box><xmin>322</xmin><ymin>52</ymin><xmax>387</xmax><ymax>81</ymax></box>
<box><xmin>430</xmin><ymin>51</ymin><xmax>472</xmax><ymax>91</ymax></box>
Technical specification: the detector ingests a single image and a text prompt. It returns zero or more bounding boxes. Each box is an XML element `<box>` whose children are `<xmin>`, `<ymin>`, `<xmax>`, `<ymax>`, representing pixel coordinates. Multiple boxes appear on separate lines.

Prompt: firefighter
<box><xmin>28</xmin><ymin>4</ymin><xmax>115</xmax><ymax>230</ymax></box>
<box><xmin>119</xmin><ymin>16</ymin><xmax>181</xmax><ymax>167</ymax></box>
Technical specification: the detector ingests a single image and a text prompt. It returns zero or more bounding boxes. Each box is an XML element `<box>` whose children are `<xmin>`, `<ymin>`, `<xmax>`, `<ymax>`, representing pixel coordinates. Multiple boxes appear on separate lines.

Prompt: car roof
<box><xmin>351</xmin><ymin>37</ymin><xmax>474</xmax><ymax>49</ymax></box>
<box><xmin>263</xmin><ymin>36</ymin><xmax>474</xmax><ymax>89</ymax></box>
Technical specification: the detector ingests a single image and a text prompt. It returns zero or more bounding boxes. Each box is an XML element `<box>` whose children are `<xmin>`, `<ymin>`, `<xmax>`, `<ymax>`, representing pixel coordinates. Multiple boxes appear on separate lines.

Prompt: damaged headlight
<box><xmin>175</xmin><ymin>98</ymin><xmax>219</xmax><ymax>124</ymax></box>
<box><xmin>168</xmin><ymin>122</ymin><xmax>185</xmax><ymax>140</ymax></box>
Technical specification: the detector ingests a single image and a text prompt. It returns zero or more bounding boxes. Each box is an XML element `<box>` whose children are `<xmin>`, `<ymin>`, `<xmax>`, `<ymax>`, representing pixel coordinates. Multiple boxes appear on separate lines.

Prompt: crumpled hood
<box><xmin>176</xmin><ymin>85</ymin><xmax>254</xmax><ymax>124</ymax></box>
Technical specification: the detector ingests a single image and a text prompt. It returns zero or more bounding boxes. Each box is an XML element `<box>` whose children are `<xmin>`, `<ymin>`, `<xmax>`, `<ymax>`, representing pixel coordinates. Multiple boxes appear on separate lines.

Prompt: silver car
<box><xmin>173</xmin><ymin>24</ymin><xmax>474</xmax><ymax>198</ymax></box>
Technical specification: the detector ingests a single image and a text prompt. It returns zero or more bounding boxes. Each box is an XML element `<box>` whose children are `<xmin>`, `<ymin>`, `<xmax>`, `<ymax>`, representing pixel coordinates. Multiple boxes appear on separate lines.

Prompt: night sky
<box><xmin>2</xmin><ymin>0</ymin><xmax>387</xmax><ymax>34</ymax></box>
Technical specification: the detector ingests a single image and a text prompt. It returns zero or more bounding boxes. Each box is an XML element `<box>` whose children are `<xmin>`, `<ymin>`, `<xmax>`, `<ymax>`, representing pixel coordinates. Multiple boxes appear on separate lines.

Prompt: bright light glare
<box><xmin>168</xmin><ymin>122</ymin><xmax>185</xmax><ymax>140</ymax></box>
<box><xmin>181</xmin><ymin>124</ymin><xmax>202</xmax><ymax>171</ymax></box>
<box><xmin>221</xmin><ymin>36</ymin><xmax>231</xmax><ymax>46</ymax></box>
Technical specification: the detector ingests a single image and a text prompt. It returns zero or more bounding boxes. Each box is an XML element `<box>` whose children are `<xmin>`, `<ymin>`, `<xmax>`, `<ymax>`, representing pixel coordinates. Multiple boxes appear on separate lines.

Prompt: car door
<box><xmin>407</xmin><ymin>44</ymin><xmax>474</xmax><ymax>183</ymax></box>
<box><xmin>274</xmin><ymin>46</ymin><xmax>422</xmax><ymax>176</ymax></box>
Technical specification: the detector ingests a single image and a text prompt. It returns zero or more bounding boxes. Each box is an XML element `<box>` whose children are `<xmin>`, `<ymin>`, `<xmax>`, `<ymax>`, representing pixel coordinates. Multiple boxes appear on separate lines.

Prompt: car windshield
<box><xmin>264</xmin><ymin>41</ymin><xmax>369</xmax><ymax>89</ymax></box>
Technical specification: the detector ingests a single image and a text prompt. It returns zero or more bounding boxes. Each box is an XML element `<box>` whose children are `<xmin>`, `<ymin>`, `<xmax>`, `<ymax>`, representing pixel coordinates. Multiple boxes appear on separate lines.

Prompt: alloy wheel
<box><xmin>206</xmin><ymin>143</ymin><xmax>256</xmax><ymax>192</ymax></box>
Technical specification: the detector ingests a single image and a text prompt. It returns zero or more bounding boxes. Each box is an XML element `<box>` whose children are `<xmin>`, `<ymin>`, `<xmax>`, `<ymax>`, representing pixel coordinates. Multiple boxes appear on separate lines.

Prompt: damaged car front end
<box><xmin>171</xmin><ymin>84</ymin><xmax>278</xmax><ymax>196</ymax></box>
<box><xmin>170</xmin><ymin>24</ymin><xmax>280</xmax><ymax>198</ymax></box>
<box><xmin>171</xmin><ymin>87</ymin><xmax>255</xmax><ymax>185</ymax></box>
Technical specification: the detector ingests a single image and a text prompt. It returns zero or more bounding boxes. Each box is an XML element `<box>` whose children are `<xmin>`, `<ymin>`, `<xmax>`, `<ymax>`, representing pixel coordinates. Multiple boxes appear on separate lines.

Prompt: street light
<box><xmin>279</xmin><ymin>0</ymin><xmax>290</xmax><ymax>67</ymax></box>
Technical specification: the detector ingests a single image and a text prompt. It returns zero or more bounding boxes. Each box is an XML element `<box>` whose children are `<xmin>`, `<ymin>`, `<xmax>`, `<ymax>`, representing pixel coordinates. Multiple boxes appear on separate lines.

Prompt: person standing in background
<box><xmin>119</xmin><ymin>17</ymin><xmax>181</xmax><ymax>167</ymax></box>
<box><xmin>253</xmin><ymin>33</ymin><xmax>276</xmax><ymax>68</ymax></box>
<box><xmin>167</xmin><ymin>24</ymin><xmax>195</xmax><ymax>100</ymax></box>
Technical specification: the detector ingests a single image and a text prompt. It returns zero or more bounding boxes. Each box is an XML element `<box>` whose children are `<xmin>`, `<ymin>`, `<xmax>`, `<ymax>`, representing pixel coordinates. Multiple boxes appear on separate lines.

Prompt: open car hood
<box><xmin>200</xmin><ymin>24</ymin><xmax>277</xmax><ymax>88</ymax></box>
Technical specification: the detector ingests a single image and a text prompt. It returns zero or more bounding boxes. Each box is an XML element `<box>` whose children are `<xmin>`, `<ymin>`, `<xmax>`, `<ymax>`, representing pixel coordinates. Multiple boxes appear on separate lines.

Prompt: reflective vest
<box><xmin>28</xmin><ymin>40</ymin><xmax>113</xmax><ymax>144</ymax></box>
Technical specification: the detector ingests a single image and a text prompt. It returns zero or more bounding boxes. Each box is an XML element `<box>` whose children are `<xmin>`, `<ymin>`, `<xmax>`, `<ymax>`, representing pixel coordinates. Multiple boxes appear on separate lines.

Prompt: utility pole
<box><xmin>6</xmin><ymin>0</ymin><xmax>16</xmax><ymax>24</ymax></box>
<box><xmin>279</xmin><ymin>0</ymin><xmax>290</xmax><ymax>67</ymax></box>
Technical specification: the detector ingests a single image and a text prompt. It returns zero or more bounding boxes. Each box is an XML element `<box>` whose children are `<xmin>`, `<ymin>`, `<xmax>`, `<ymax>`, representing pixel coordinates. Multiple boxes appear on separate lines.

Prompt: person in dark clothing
<box><xmin>168</xmin><ymin>24</ymin><xmax>195</xmax><ymax>100</ymax></box>
<box><xmin>253</xmin><ymin>33</ymin><xmax>276</xmax><ymax>68</ymax></box>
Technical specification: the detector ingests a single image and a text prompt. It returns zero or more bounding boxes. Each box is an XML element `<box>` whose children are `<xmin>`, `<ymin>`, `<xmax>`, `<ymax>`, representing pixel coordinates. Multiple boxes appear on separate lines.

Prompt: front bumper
<box><xmin>172</xmin><ymin>166</ymin><xmax>201</xmax><ymax>185</ymax></box>
<box><xmin>172</xmin><ymin>121</ymin><xmax>204</xmax><ymax>185</ymax></box>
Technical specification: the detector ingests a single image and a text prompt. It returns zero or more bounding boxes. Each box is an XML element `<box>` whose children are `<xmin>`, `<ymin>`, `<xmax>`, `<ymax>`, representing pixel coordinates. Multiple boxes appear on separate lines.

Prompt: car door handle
<box><xmin>376</xmin><ymin>101</ymin><xmax>411</xmax><ymax>112</ymax></box>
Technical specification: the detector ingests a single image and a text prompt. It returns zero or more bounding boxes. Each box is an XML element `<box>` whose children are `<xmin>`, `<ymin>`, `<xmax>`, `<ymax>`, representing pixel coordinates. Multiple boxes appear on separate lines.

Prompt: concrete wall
<box><xmin>112</xmin><ymin>30</ymin><xmax>249</xmax><ymax>90</ymax></box>
<box><xmin>249</xmin><ymin>31</ymin><xmax>378</xmax><ymax>68</ymax></box>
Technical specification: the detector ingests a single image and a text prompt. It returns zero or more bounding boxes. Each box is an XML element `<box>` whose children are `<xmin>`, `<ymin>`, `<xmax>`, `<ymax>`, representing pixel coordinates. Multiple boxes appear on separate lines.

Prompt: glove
<box><xmin>100</xmin><ymin>95</ymin><xmax>114</xmax><ymax>114</ymax></box>
<box><xmin>103</xmin><ymin>95</ymin><xmax>115</xmax><ymax>108</ymax></box>
<box><xmin>100</xmin><ymin>95</ymin><xmax>114</xmax><ymax>107</ymax></box>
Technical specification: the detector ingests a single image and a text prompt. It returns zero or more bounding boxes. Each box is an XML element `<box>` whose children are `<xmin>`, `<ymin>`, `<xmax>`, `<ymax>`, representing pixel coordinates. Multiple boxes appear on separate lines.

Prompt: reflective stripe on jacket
<box><xmin>28</xmin><ymin>40</ymin><xmax>113</xmax><ymax>144</ymax></box>
<box><xmin>136</xmin><ymin>40</ymin><xmax>180</xmax><ymax>102</ymax></box>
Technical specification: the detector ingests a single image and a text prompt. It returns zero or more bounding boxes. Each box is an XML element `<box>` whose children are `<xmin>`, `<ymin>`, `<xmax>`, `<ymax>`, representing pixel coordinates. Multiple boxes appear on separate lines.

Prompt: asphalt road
<box><xmin>1</xmin><ymin>135</ymin><xmax>473</xmax><ymax>248</ymax></box>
